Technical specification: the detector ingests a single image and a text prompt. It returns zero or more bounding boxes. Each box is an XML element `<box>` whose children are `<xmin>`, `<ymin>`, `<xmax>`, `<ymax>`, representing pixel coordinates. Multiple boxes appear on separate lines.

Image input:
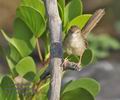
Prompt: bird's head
<box><xmin>68</xmin><ymin>25</ymin><xmax>81</xmax><ymax>35</ymax></box>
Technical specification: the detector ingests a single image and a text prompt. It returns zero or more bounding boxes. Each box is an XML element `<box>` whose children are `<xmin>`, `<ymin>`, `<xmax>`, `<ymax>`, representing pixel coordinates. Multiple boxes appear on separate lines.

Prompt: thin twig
<box><xmin>36</xmin><ymin>39</ymin><xmax>43</xmax><ymax>62</ymax></box>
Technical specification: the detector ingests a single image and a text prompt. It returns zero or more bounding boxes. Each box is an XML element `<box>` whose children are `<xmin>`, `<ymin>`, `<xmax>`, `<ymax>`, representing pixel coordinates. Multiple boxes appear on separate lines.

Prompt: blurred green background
<box><xmin>0</xmin><ymin>0</ymin><xmax>120</xmax><ymax>100</ymax></box>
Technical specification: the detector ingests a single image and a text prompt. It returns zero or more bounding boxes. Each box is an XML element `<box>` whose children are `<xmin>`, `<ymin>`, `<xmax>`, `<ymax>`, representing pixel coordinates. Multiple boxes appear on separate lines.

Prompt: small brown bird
<box><xmin>63</xmin><ymin>9</ymin><xmax>105</xmax><ymax>57</ymax></box>
<box><xmin>63</xmin><ymin>26</ymin><xmax>87</xmax><ymax>56</ymax></box>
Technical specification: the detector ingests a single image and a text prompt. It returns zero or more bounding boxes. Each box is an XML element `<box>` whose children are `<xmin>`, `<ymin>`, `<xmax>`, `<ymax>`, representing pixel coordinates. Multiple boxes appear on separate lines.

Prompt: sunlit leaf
<box><xmin>15</xmin><ymin>56</ymin><xmax>36</xmax><ymax>77</ymax></box>
<box><xmin>16</xmin><ymin>6</ymin><xmax>46</xmax><ymax>37</ymax></box>
<box><xmin>64</xmin><ymin>0</ymin><xmax>83</xmax><ymax>26</ymax></box>
<box><xmin>20</xmin><ymin>0</ymin><xmax>45</xmax><ymax>17</ymax></box>
<box><xmin>67</xmin><ymin>14</ymin><xmax>92</xmax><ymax>32</ymax></box>
<box><xmin>62</xmin><ymin>78</ymin><xmax>100</xmax><ymax>97</ymax></box>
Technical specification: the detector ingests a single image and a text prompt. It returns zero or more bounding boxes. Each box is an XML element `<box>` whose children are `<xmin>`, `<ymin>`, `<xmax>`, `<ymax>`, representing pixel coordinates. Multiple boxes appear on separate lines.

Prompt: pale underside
<box><xmin>64</xmin><ymin>32</ymin><xmax>86</xmax><ymax>56</ymax></box>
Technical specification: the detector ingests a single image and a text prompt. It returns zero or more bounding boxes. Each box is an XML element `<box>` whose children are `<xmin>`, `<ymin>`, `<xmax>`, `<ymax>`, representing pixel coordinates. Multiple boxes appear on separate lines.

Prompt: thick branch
<box><xmin>44</xmin><ymin>0</ymin><xmax>63</xmax><ymax>100</ymax></box>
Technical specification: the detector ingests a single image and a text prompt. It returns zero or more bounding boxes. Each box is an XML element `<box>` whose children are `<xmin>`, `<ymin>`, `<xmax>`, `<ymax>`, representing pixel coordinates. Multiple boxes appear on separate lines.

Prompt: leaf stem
<box><xmin>36</xmin><ymin>39</ymin><xmax>43</xmax><ymax>62</ymax></box>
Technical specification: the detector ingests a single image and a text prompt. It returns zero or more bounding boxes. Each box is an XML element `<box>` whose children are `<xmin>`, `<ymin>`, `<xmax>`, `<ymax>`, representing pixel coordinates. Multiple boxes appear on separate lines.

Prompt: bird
<box><xmin>63</xmin><ymin>9</ymin><xmax>105</xmax><ymax>57</ymax></box>
<box><xmin>63</xmin><ymin>25</ymin><xmax>87</xmax><ymax>57</ymax></box>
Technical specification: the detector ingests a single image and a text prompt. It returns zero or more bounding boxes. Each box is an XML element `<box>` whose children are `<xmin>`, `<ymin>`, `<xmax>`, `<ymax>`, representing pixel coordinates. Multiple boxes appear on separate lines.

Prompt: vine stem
<box><xmin>36</xmin><ymin>39</ymin><xmax>43</xmax><ymax>62</ymax></box>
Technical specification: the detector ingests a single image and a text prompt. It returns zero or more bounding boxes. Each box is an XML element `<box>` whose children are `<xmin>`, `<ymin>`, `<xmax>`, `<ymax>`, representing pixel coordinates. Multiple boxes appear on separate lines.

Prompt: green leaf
<box><xmin>0</xmin><ymin>86</ymin><xmax>5</xmax><ymax>100</ymax></box>
<box><xmin>58</xmin><ymin>0</ymin><xmax>65</xmax><ymax>21</ymax></box>
<box><xmin>62</xmin><ymin>78</ymin><xmax>100</xmax><ymax>97</ymax></box>
<box><xmin>67</xmin><ymin>14</ymin><xmax>92</xmax><ymax>31</ymax></box>
<box><xmin>0</xmin><ymin>75</ymin><xmax>4</xmax><ymax>83</ymax></box>
<box><xmin>23</xmin><ymin>72</ymin><xmax>36</xmax><ymax>82</ymax></box>
<box><xmin>15</xmin><ymin>56</ymin><xmax>36</xmax><ymax>77</ymax></box>
<box><xmin>1</xmin><ymin>18</ymin><xmax>36</xmax><ymax>57</ymax></box>
<box><xmin>13</xmin><ymin>18</ymin><xmax>36</xmax><ymax>57</ymax></box>
<box><xmin>6</xmin><ymin>44</ymin><xmax>22</xmax><ymax>74</ymax></box>
<box><xmin>1</xmin><ymin>76</ymin><xmax>17</xmax><ymax>100</ymax></box>
<box><xmin>58</xmin><ymin>0</ymin><xmax>65</xmax><ymax>11</ymax></box>
<box><xmin>7</xmin><ymin>44</ymin><xmax>22</xmax><ymax>63</ymax></box>
<box><xmin>67</xmin><ymin>54</ymin><xmax>80</xmax><ymax>63</ymax></box>
<box><xmin>0</xmin><ymin>37</ymin><xmax>22</xmax><ymax>74</ymax></box>
<box><xmin>33</xmin><ymin>80</ymin><xmax>49</xmax><ymax>100</ymax></box>
<box><xmin>39</xmin><ymin>81</ymin><xmax>50</xmax><ymax>100</ymax></box>
<box><xmin>16</xmin><ymin>6</ymin><xmax>46</xmax><ymax>37</ymax></box>
<box><xmin>34</xmin><ymin>65</ymin><xmax>48</xmax><ymax>82</ymax></box>
<box><xmin>61</xmin><ymin>88</ymin><xmax>94</xmax><ymax>100</ymax></box>
<box><xmin>58</xmin><ymin>3</ymin><xmax>64</xmax><ymax>22</ymax></box>
<box><xmin>20</xmin><ymin>0</ymin><xmax>45</xmax><ymax>17</ymax></box>
<box><xmin>81</xmin><ymin>48</ymin><xmax>93</xmax><ymax>66</ymax></box>
<box><xmin>61</xmin><ymin>80</ymin><xmax>73</xmax><ymax>93</ymax></box>
<box><xmin>64</xmin><ymin>0</ymin><xmax>83</xmax><ymax>26</ymax></box>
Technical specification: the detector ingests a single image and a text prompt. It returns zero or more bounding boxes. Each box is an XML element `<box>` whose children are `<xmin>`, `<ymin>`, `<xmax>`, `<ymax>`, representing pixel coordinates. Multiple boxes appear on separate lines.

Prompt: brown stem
<box><xmin>62</xmin><ymin>59</ymin><xmax>81</xmax><ymax>71</ymax></box>
<box><xmin>36</xmin><ymin>39</ymin><xmax>43</xmax><ymax>62</ymax></box>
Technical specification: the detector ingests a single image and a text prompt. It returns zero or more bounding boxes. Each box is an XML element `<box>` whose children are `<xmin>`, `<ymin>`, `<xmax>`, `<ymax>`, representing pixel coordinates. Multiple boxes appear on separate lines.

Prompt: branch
<box><xmin>62</xmin><ymin>59</ymin><xmax>81</xmax><ymax>71</ymax></box>
<box><xmin>44</xmin><ymin>0</ymin><xmax>63</xmax><ymax>100</ymax></box>
<box><xmin>40</xmin><ymin>60</ymin><xmax>81</xmax><ymax>81</ymax></box>
<box><xmin>36</xmin><ymin>39</ymin><xmax>43</xmax><ymax>62</ymax></box>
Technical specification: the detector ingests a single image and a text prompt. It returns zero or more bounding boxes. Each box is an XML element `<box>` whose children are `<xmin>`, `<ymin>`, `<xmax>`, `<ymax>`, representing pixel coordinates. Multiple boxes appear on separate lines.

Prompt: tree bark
<box><xmin>44</xmin><ymin>0</ymin><xmax>63</xmax><ymax>100</ymax></box>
